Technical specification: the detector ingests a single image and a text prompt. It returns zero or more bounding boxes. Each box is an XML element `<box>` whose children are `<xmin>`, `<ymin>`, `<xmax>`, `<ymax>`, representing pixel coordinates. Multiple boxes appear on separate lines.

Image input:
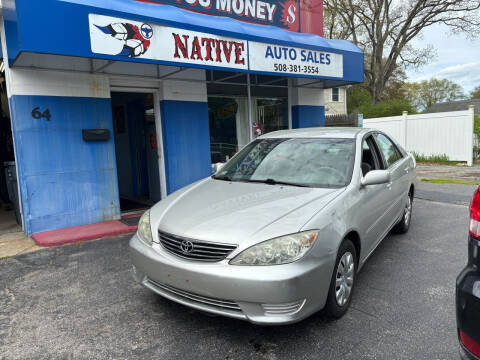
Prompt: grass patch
<box><xmin>421</xmin><ymin>178</ymin><xmax>480</xmax><ymax>185</ymax></box>
<box><xmin>412</xmin><ymin>152</ymin><xmax>464</xmax><ymax>165</ymax></box>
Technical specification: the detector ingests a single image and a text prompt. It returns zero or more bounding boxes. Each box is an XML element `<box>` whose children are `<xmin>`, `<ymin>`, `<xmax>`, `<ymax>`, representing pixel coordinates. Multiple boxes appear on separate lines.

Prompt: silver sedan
<box><xmin>130</xmin><ymin>127</ymin><xmax>416</xmax><ymax>325</ymax></box>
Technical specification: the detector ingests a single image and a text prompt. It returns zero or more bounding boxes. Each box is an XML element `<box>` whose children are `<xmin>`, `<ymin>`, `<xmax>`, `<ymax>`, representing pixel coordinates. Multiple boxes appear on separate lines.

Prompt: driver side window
<box><xmin>361</xmin><ymin>136</ymin><xmax>381</xmax><ymax>176</ymax></box>
<box><xmin>374</xmin><ymin>133</ymin><xmax>403</xmax><ymax>168</ymax></box>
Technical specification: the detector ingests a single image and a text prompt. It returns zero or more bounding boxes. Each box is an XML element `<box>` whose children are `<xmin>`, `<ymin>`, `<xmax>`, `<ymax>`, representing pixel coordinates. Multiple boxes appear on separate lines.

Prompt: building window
<box><xmin>207</xmin><ymin>96</ymin><xmax>288</xmax><ymax>163</ymax></box>
<box><xmin>332</xmin><ymin>88</ymin><xmax>340</xmax><ymax>102</ymax></box>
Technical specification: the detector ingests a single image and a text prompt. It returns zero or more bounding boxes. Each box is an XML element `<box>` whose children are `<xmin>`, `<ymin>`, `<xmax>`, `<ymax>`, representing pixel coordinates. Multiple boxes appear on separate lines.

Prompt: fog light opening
<box><xmin>262</xmin><ymin>299</ymin><xmax>306</xmax><ymax>316</ymax></box>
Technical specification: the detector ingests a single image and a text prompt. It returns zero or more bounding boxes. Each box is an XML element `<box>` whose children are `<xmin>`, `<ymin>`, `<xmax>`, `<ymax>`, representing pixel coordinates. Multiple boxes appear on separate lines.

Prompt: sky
<box><xmin>406</xmin><ymin>24</ymin><xmax>480</xmax><ymax>95</ymax></box>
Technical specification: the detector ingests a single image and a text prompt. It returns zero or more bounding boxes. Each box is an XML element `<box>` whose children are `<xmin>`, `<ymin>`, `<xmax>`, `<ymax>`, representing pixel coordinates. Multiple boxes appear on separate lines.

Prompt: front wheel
<box><xmin>324</xmin><ymin>239</ymin><xmax>357</xmax><ymax>319</ymax></box>
<box><xmin>394</xmin><ymin>190</ymin><xmax>413</xmax><ymax>234</ymax></box>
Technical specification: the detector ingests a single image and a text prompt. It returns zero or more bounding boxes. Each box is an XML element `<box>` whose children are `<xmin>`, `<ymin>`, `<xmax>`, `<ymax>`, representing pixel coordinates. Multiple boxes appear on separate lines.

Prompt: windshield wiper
<box><xmin>246</xmin><ymin>178</ymin><xmax>310</xmax><ymax>187</ymax></box>
<box><xmin>212</xmin><ymin>175</ymin><xmax>233</xmax><ymax>181</ymax></box>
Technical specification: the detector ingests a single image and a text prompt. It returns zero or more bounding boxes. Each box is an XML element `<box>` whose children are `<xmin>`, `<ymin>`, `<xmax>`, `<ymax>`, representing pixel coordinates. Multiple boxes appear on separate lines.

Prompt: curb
<box><xmin>32</xmin><ymin>220</ymin><xmax>138</xmax><ymax>247</ymax></box>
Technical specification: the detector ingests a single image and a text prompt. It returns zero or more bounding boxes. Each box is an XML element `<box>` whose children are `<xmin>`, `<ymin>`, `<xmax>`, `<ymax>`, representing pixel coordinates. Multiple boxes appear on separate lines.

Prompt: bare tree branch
<box><xmin>324</xmin><ymin>0</ymin><xmax>480</xmax><ymax>103</ymax></box>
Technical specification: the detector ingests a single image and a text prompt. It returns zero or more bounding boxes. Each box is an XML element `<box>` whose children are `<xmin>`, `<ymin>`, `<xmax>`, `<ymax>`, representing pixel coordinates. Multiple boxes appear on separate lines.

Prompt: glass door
<box><xmin>254</xmin><ymin>98</ymin><xmax>289</xmax><ymax>138</ymax></box>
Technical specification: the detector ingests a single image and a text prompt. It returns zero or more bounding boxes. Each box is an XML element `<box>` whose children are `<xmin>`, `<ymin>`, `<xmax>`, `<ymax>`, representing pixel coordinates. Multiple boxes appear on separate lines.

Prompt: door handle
<box><xmin>404</xmin><ymin>167</ymin><xmax>409</xmax><ymax>173</ymax></box>
<box><xmin>386</xmin><ymin>182</ymin><xmax>392</xmax><ymax>189</ymax></box>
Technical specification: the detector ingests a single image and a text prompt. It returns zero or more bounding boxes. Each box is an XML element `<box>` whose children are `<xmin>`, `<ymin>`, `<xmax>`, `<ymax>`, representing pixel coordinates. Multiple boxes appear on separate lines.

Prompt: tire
<box><xmin>324</xmin><ymin>239</ymin><xmax>357</xmax><ymax>319</ymax></box>
<box><xmin>394</xmin><ymin>190</ymin><xmax>413</xmax><ymax>234</ymax></box>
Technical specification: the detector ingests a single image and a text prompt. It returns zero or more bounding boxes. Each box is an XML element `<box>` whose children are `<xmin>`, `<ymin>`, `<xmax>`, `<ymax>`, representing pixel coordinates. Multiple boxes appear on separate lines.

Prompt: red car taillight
<box><xmin>460</xmin><ymin>329</ymin><xmax>480</xmax><ymax>357</ymax></box>
<box><xmin>470</xmin><ymin>188</ymin><xmax>480</xmax><ymax>240</ymax></box>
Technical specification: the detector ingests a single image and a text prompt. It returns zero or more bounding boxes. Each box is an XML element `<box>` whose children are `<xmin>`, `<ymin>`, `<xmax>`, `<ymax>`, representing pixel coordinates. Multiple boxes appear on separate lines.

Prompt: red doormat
<box><xmin>32</xmin><ymin>219</ymin><xmax>138</xmax><ymax>247</ymax></box>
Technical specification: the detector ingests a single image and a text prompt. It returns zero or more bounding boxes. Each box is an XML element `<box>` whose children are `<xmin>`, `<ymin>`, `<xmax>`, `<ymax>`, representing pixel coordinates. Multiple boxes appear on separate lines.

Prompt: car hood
<box><xmin>151</xmin><ymin>178</ymin><xmax>343</xmax><ymax>246</ymax></box>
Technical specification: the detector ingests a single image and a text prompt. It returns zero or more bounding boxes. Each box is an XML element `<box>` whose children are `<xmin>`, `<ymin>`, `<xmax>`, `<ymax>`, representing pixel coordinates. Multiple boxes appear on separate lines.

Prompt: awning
<box><xmin>3</xmin><ymin>0</ymin><xmax>363</xmax><ymax>85</ymax></box>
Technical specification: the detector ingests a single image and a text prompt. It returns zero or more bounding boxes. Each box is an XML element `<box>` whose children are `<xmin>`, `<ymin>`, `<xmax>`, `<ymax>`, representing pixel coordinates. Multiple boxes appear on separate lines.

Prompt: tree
<box><xmin>347</xmin><ymin>85</ymin><xmax>416</xmax><ymax>118</ymax></box>
<box><xmin>359</xmin><ymin>98</ymin><xmax>415</xmax><ymax>118</ymax></box>
<box><xmin>347</xmin><ymin>64</ymin><xmax>407</xmax><ymax>114</ymax></box>
<box><xmin>347</xmin><ymin>85</ymin><xmax>371</xmax><ymax>114</ymax></box>
<box><xmin>324</xmin><ymin>0</ymin><xmax>480</xmax><ymax>104</ymax></box>
<box><xmin>404</xmin><ymin>78</ymin><xmax>466</xmax><ymax>111</ymax></box>
<box><xmin>475</xmin><ymin>115</ymin><xmax>480</xmax><ymax>138</ymax></box>
<box><xmin>471</xmin><ymin>86</ymin><xmax>480</xmax><ymax>99</ymax></box>
<box><xmin>381</xmin><ymin>65</ymin><xmax>408</xmax><ymax>101</ymax></box>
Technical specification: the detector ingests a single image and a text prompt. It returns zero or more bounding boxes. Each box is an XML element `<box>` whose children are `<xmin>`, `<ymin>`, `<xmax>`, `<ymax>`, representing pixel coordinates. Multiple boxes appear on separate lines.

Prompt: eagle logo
<box><xmin>95</xmin><ymin>22</ymin><xmax>153</xmax><ymax>57</ymax></box>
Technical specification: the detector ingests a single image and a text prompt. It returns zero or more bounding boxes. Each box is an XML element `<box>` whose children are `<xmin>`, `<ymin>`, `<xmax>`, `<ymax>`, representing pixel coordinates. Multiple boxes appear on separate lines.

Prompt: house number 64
<box><xmin>31</xmin><ymin>107</ymin><xmax>52</xmax><ymax>121</ymax></box>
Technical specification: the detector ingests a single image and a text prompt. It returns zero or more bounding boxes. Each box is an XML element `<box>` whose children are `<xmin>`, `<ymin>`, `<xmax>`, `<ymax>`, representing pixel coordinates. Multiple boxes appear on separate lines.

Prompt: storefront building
<box><xmin>0</xmin><ymin>0</ymin><xmax>363</xmax><ymax>235</ymax></box>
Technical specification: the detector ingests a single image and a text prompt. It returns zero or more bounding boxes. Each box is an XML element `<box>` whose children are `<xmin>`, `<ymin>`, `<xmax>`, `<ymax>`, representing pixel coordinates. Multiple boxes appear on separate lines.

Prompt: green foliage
<box><xmin>474</xmin><ymin>116</ymin><xmax>480</xmax><ymax>161</ymax></box>
<box><xmin>357</xmin><ymin>99</ymin><xmax>416</xmax><ymax>118</ymax></box>
<box><xmin>474</xmin><ymin>115</ymin><xmax>480</xmax><ymax>137</ymax></box>
<box><xmin>411</xmin><ymin>152</ymin><xmax>452</xmax><ymax>164</ymax></box>
<box><xmin>347</xmin><ymin>85</ymin><xmax>416</xmax><ymax>118</ymax></box>
<box><xmin>421</xmin><ymin>178</ymin><xmax>480</xmax><ymax>185</ymax></box>
<box><xmin>471</xmin><ymin>86</ymin><xmax>480</xmax><ymax>100</ymax></box>
<box><xmin>346</xmin><ymin>86</ymin><xmax>371</xmax><ymax>114</ymax></box>
<box><xmin>404</xmin><ymin>78</ymin><xmax>466</xmax><ymax>112</ymax></box>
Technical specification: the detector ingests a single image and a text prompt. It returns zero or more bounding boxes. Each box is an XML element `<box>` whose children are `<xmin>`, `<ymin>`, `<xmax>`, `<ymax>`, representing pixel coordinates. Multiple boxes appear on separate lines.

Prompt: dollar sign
<box><xmin>287</xmin><ymin>4</ymin><xmax>296</xmax><ymax>24</ymax></box>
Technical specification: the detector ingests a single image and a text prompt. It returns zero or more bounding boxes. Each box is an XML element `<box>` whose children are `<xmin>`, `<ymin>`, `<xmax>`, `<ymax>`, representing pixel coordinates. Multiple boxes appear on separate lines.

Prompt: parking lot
<box><xmin>0</xmin><ymin>182</ymin><xmax>473</xmax><ymax>360</ymax></box>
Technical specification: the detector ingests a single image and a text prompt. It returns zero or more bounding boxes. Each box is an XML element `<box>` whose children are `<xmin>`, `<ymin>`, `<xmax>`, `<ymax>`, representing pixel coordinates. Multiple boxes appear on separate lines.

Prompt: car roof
<box><xmin>260</xmin><ymin>127</ymin><xmax>368</xmax><ymax>139</ymax></box>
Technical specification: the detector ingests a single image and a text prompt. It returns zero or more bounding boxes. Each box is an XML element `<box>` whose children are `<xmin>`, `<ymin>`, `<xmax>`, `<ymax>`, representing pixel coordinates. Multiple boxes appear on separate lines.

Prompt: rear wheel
<box><xmin>324</xmin><ymin>239</ymin><xmax>357</xmax><ymax>319</ymax></box>
<box><xmin>394</xmin><ymin>190</ymin><xmax>413</xmax><ymax>234</ymax></box>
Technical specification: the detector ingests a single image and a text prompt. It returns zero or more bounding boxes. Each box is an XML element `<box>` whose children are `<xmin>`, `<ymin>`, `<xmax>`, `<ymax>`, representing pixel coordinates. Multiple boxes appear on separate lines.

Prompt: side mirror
<box><xmin>361</xmin><ymin>170</ymin><xmax>391</xmax><ymax>187</ymax></box>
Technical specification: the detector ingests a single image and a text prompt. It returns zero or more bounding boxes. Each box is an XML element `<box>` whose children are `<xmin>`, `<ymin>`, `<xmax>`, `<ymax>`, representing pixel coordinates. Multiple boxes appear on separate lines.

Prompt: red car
<box><xmin>456</xmin><ymin>187</ymin><xmax>480</xmax><ymax>359</ymax></box>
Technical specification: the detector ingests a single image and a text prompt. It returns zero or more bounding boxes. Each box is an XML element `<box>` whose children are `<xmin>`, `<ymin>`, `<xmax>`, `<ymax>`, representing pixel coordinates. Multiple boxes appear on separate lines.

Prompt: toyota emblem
<box><xmin>180</xmin><ymin>240</ymin><xmax>194</xmax><ymax>253</ymax></box>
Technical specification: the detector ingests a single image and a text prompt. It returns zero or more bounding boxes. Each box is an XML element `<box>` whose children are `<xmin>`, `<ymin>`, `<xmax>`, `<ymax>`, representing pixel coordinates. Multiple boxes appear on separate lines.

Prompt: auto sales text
<box><xmin>265</xmin><ymin>45</ymin><xmax>332</xmax><ymax>65</ymax></box>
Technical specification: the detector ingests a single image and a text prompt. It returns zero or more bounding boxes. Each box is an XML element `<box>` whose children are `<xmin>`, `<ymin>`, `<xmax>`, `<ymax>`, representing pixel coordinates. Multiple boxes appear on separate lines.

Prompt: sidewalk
<box><xmin>0</xmin><ymin>231</ymin><xmax>42</xmax><ymax>259</ymax></box>
<box><xmin>0</xmin><ymin>210</ymin><xmax>142</xmax><ymax>258</ymax></box>
<box><xmin>32</xmin><ymin>215</ymin><xmax>140</xmax><ymax>247</ymax></box>
<box><xmin>0</xmin><ymin>205</ymin><xmax>41</xmax><ymax>258</ymax></box>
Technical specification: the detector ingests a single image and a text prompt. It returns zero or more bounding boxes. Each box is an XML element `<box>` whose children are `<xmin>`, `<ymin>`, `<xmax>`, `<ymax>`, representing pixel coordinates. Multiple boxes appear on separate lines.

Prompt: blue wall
<box><xmin>10</xmin><ymin>95</ymin><xmax>119</xmax><ymax>235</ymax></box>
<box><xmin>291</xmin><ymin>105</ymin><xmax>325</xmax><ymax>128</ymax></box>
<box><xmin>160</xmin><ymin>100</ymin><xmax>211</xmax><ymax>194</ymax></box>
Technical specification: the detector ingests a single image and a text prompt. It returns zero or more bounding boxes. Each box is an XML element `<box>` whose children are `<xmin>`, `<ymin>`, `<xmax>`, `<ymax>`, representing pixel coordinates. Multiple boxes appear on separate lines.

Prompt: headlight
<box><xmin>137</xmin><ymin>210</ymin><xmax>153</xmax><ymax>246</ymax></box>
<box><xmin>229</xmin><ymin>230</ymin><xmax>318</xmax><ymax>266</ymax></box>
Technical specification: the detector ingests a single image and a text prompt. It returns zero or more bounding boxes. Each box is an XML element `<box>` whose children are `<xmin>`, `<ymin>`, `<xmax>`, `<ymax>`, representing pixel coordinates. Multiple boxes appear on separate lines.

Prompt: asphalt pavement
<box><xmin>0</xmin><ymin>184</ymin><xmax>473</xmax><ymax>360</ymax></box>
<box><xmin>415</xmin><ymin>182</ymin><xmax>477</xmax><ymax>206</ymax></box>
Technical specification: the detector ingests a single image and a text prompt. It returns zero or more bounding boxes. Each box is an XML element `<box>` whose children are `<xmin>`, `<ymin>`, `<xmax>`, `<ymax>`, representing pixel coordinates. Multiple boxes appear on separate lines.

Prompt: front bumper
<box><xmin>129</xmin><ymin>234</ymin><xmax>336</xmax><ymax>325</ymax></box>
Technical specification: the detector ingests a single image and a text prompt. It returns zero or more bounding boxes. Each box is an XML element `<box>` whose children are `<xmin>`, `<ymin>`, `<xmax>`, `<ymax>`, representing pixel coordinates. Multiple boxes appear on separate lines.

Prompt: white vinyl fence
<box><xmin>363</xmin><ymin>106</ymin><xmax>475</xmax><ymax>165</ymax></box>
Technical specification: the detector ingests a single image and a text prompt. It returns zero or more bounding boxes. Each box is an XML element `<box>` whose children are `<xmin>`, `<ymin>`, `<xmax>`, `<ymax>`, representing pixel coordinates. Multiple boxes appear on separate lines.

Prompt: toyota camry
<box><xmin>130</xmin><ymin>127</ymin><xmax>416</xmax><ymax>324</ymax></box>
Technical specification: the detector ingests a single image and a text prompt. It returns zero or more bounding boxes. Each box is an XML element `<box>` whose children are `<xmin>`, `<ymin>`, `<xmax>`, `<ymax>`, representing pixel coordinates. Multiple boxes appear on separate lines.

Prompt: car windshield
<box><xmin>213</xmin><ymin>138</ymin><xmax>356</xmax><ymax>188</ymax></box>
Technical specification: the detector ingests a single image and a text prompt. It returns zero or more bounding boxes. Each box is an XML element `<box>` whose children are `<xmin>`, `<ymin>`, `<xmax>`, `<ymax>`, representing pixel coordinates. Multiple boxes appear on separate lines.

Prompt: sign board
<box><xmin>358</xmin><ymin>113</ymin><xmax>363</xmax><ymax>128</ymax></box>
<box><xmin>89</xmin><ymin>14</ymin><xmax>342</xmax><ymax>78</ymax></box>
<box><xmin>136</xmin><ymin>0</ymin><xmax>324</xmax><ymax>36</ymax></box>
<box><xmin>249</xmin><ymin>41</ymin><xmax>343</xmax><ymax>78</ymax></box>
<box><xmin>89</xmin><ymin>15</ymin><xmax>248</xmax><ymax>70</ymax></box>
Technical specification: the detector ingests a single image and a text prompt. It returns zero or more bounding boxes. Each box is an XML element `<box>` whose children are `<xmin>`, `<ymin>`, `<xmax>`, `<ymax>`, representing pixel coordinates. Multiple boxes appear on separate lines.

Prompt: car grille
<box><xmin>145</xmin><ymin>278</ymin><xmax>242</xmax><ymax>313</ymax></box>
<box><xmin>158</xmin><ymin>231</ymin><xmax>237</xmax><ymax>262</ymax></box>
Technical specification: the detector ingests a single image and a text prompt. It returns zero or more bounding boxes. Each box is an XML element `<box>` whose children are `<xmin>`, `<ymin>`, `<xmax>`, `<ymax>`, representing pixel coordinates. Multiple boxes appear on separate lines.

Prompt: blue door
<box><xmin>112</xmin><ymin>92</ymin><xmax>161</xmax><ymax>211</ymax></box>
